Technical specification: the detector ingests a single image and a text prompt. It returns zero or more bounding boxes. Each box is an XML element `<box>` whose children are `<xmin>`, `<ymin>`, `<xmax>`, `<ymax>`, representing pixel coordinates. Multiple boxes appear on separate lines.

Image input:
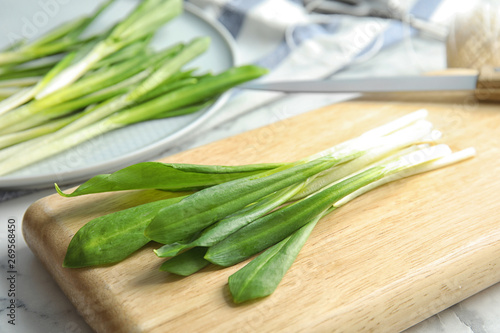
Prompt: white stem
<box><xmin>293</xmin><ymin>144</ymin><xmax>430</xmax><ymax>200</ymax></box>
<box><xmin>36</xmin><ymin>43</ymin><xmax>110</xmax><ymax>99</ymax></box>
<box><xmin>0</xmin><ymin>87</ymin><xmax>21</xmax><ymax>96</ymax></box>
<box><xmin>0</xmin><ymin>115</ymin><xmax>76</xmax><ymax>149</ymax></box>
<box><xmin>334</xmin><ymin>147</ymin><xmax>475</xmax><ymax>208</ymax></box>
<box><xmin>59</xmin><ymin>95</ymin><xmax>129</xmax><ymax>134</ymax></box>
<box><xmin>0</xmin><ymin>134</ymin><xmax>35</xmax><ymax>160</ymax></box>
<box><xmin>306</xmin><ymin>117</ymin><xmax>433</xmax><ymax>162</ymax></box>
<box><xmin>420</xmin><ymin>129</ymin><xmax>442</xmax><ymax>143</ymax></box>
<box><xmin>0</xmin><ymin>90</ymin><xmax>132</xmax><ymax>165</ymax></box>
<box><xmin>0</xmin><ymin>77</ymin><xmax>40</xmax><ymax>88</ymax></box>
<box><xmin>293</xmin><ymin>118</ymin><xmax>435</xmax><ymax>199</ymax></box>
<box><xmin>12</xmin><ymin>54</ymin><xmax>64</xmax><ymax>69</ymax></box>
<box><xmin>0</xmin><ymin>52</ymin><xmax>21</xmax><ymax>66</ymax></box>
<box><xmin>361</xmin><ymin>109</ymin><xmax>428</xmax><ymax>138</ymax></box>
<box><xmin>0</xmin><ymin>87</ymin><xmax>36</xmax><ymax>116</ymax></box>
<box><xmin>380</xmin><ymin>144</ymin><xmax>452</xmax><ymax>174</ymax></box>
<box><xmin>0</xmin><ymin>119</ymin><xmax>121</xmax><ymax>176</ymax></box>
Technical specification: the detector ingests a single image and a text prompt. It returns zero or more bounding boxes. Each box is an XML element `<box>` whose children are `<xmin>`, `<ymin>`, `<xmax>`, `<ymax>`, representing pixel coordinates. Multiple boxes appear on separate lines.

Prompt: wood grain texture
<box><xmin>22</xmin><ymin>95</ymin><xmax>500</xmax><ymax>333</ymax></box>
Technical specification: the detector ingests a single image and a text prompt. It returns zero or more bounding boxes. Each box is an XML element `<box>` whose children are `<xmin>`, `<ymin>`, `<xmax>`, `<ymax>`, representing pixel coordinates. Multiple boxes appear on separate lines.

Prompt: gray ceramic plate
<box><xmin>0</xmin><ymin>3</ymin><xmax>236</xmax><ymax>189</ymax></box>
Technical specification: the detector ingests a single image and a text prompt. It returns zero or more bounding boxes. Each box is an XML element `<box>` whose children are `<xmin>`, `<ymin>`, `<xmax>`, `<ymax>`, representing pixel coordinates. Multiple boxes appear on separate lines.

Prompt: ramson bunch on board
<box><xmin>56</xmin><ymin>110</ymin><xmax>475</xmax><ymax>303</ymax></box>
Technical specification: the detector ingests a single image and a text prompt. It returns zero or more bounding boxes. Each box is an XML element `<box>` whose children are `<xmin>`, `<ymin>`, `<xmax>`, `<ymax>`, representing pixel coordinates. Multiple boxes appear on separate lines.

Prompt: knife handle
<box><xmin>427</xmin><ymin>67</ymin><xmax>500</xmax><ymax>102</ymax></box>
<box><xmin>475</xmin><ymin>66</ymin><xmax>500</xmax><ymax>102</ymax></box>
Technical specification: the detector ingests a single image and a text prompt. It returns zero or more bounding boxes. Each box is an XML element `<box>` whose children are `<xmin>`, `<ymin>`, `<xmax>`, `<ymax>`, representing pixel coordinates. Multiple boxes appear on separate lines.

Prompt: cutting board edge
<box><xmin>22</xmin><ymin>197</ymin><xmax>143</xmax><ymax>333</ymax></box>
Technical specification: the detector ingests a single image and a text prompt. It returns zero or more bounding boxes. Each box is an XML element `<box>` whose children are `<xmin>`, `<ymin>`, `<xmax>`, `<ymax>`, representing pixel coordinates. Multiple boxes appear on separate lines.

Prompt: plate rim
<box><xmin>0</xmin><ymin>3</ymin><xmax>238</xmax><ymax>190</ymax></box>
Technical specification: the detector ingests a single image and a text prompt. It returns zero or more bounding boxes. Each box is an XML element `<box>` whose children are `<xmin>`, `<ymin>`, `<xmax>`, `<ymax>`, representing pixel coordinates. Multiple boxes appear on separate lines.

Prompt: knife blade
<box><xmin>239</xmin><ymin>65</ymin><xmax>500</xmax><ymax>102</ymax></box>
<box><xmin>239</xmin><ymin>66</ymin><xmax>500</xmax><ymax>101</ymax></box>
<box><xmin>240</xmin><ymin>74</ymin><xmax>477</xmax><ymax>93</ymax></box>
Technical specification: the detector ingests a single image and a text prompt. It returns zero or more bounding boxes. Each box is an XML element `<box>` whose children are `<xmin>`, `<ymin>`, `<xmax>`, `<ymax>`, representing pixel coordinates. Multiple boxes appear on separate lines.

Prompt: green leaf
<box><xmin>205</xmin><ymin>166</ymin><xmax>386</xmax><ymax>266</ymax></box>
<box><xmin>136</xmin><ymin>69</ymin><xmax>197</xmax><ymax>103</ymax></box>
<box><xmin>154</xmin><ymin>182</ymin><xmax>307</xmax><ymax>258</ymax></box>
<box><xmin>110</xmin><ymin>65</ymin><xmax>269</xmax><ymax>125</ymax></box>
<box><xmin>149</xmin><ymin>99</ymin><xmax>215</xmax><ymax>121</ymax></box>
<box><xmin>144</xmin><ymin>157</ymin><xmax>341</xmax><ymax>245</ymax></box>
<box><xmin>159</xmin><ymin>247</ymin><xmax>210</xmax><ymax>276</ymax></box>
<box><xmin>228</xmin><ymin>214</ymin><xmax>321</xmax><ymax>303</ymax></box>
<box><xmin>63</xmin><ymin>194</ymin><xmax>187</xmax><ymax>268</ymax></box>
<box><xmin>30</xmin><ymin>0</ymin><xmax>114</xmax><ymax>47</ymax></box>
<box><xmin>56</xmin><ymin>161</ymin><xmax>283</xmax><ymax>197</ymax></box>
<box><xmin>126</xmin><ymin>36</ymin><xmax>210</xmax><ymax>102</ymax></box>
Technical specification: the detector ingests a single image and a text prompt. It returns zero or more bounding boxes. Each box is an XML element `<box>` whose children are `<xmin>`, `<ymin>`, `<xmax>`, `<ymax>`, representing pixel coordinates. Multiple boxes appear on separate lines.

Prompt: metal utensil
<box><xmin>240</xmin><ymin>67</ymin><xmax>500</xmax><ymax>101</ymax></box>
<box><xmin>303</xmin><ymin>0</ymin><xmax>447</xmax><ymax>40</ymax></box>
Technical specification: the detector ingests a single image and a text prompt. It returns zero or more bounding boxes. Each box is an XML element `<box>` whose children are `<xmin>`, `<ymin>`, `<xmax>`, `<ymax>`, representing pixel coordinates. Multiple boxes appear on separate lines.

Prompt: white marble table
<box><xmin>1</xmin><ymin>1</ymin><xmax>499</xmax><ymax>332</ymax></box>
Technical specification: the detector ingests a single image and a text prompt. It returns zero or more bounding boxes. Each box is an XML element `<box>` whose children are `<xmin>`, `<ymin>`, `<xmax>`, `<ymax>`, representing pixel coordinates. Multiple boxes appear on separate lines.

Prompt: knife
<box><xmin>240</xmin><ymin>67</ymin><xmax>500</xmax><ymax>101</ymax></box>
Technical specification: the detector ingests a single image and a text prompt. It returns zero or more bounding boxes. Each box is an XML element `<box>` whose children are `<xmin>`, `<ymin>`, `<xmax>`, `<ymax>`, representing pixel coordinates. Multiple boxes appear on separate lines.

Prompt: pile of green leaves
<box><xmin>0</xmin><ymin>0</ymin><xmax>267</xmax><ymax>176</ymax></box>
<box><xmin>57</xmin><ymin>110</ymin><xmax>475</xmax><ymax>303</ymax></box>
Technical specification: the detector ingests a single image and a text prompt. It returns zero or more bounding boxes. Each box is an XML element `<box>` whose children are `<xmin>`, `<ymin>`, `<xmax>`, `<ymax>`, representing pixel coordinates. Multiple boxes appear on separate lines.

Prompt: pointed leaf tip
<box><xmin>55</xmin><ymin>183</ymin><xmax>71</xmax><ymax>197</ymax></box>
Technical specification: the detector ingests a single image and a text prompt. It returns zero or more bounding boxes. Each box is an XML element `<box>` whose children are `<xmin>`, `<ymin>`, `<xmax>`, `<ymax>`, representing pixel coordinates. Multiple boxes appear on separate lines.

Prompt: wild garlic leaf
<box><xmin>159</xmin><ymin>247</ymin><xmax>210</xmax><ymax>276</ymax></box>
<box><xmin>154</xmin><ymin>182</ymin><xmax>307</xmax><ymax>258</ymax></box>
<box><xmin>228</xmin><ymin>215</ymin><xmax>321</xmax><ymax>303</ymax></box>
<box><xmin>144</xmin><ymin>157</ymin><xmax>340</xmax><ymax>245</ymax></box>
<box><xmin>205</xmin><ymin>166</ymin><xmax>386</xmax><ymax>267</ymax></box>
<box><xmin>63</xmin><ymin>195</ymin><xmax>186</xmax><ymax>268</ymax></box>
<box><xmin>56</xmin><ymin>161</ymin><xmax>284</xmax><ymax>197</ymax></box>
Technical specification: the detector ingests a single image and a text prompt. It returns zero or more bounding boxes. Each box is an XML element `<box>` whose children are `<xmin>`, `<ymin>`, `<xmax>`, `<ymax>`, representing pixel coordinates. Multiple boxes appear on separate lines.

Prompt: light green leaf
<box><xmin>205</xmin><ymin>166</ymin><xmax>386</xmax><ymax>266</ymax></box>
<box><xmin>144</xmin><ymin>157</ymin><xmax>340</xmax><ymax>245</ymax></box>
<box><xmin>63</xmin><ymin>194</ymin><xmax>186</xmax><ymax>268</ymax></box>
<box><xmin>228</xmin><ymin>215</ymin><xmax>321</xmax><ymax>303</ymax></box>
<box><xmin>159</xmin><ymin>247</ymin><xmax>210</xmax><ymax>276</ymax></box>
<box><xmin>56</xmin><ymin>161</ymin><xmax>283</xmax><ymax>197</ymax></box>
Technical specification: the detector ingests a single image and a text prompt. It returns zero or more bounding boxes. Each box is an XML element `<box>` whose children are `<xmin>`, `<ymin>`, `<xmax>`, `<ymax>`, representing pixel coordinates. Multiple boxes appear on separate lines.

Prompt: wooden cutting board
<box><xmin>22</xmin><ymin>94</ymin><xmax>500</xmax><ymax>333</ymax></box>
